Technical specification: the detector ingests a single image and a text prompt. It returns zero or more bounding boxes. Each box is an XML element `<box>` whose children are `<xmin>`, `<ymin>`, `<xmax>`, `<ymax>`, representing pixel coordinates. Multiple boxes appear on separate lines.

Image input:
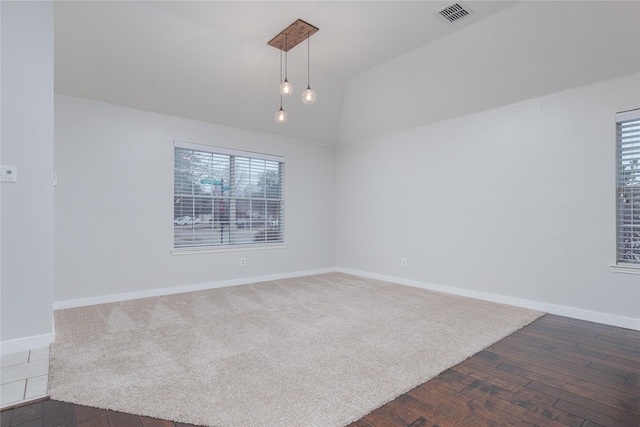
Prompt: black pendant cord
<box><xmin>279</xmin><ymin>49</ymin><xmax>283</xmax><ymax>107</ymax></box>
<box><xmin>280</xmin><ymin>48</ymin><xmax>282</xmax><ymax>84</ymax></box>
<box><xmin>307</xmin><ymin>32</ymin><xmax>311</xmax><ymax>88</ymax></box>
<box><xmin>284</xmin><ymin>34</ymin><xmax>288</xmax><ymax>82</ymax></box>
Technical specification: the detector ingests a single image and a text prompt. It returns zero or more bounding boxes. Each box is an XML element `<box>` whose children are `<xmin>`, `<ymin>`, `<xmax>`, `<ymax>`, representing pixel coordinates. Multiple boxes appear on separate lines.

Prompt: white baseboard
<box><xmin>53</xmin><ymin>267</ymin><xmax>336</xmax><ymax>310</ymax></box>
<box><xmin>52</xmin><ymin>266</ymin><xmax>640</xmax><ymax>331</ymax></box>
<box><xmin>336</xmin><ymin>268</ymin><xmax>640</xmax><ymax>331</ymax></box>
<box><xmin>1</xmin><ymin>332</ymin><xmax>55</xmax><ymax>356</ymax></box>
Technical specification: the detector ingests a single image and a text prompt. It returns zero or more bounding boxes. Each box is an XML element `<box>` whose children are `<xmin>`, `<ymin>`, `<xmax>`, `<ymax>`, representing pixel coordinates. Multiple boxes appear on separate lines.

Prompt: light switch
<box><xmin>1</xmin><ymin>165</ymin><xmax>17</xmax><ymax>183</ymax></box>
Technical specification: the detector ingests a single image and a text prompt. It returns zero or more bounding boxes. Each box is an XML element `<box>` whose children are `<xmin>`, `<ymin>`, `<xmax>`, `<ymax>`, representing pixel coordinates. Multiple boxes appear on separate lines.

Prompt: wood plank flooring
<box><xmin>1</xmin><ymin>314</ymin><xmax>638</xmax><ymax>427</ymax></box>
<box><xmin>0</xmin><ymin>400</ymin><xmax>200</xmax><ymax>427</ymax></box>
<box><xmin>348</xmin><ymin>314</ymin><xmax>640</xmax><ymax>427</ymax></box>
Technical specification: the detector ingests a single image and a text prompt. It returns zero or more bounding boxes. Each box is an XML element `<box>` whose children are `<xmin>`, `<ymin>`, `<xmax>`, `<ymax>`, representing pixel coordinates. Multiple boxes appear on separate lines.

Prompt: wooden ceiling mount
<box><xmin>268</xmin><ymin>19</ymin><xmax>319</xmax><ymax>52</ymax></box>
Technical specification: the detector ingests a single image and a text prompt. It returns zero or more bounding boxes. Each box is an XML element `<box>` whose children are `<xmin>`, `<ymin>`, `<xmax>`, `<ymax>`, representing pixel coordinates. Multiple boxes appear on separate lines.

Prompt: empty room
<box><xmin>1</xmin><ymin>1</ymin><xmax>639</xmax><ymax>426</ymax></box>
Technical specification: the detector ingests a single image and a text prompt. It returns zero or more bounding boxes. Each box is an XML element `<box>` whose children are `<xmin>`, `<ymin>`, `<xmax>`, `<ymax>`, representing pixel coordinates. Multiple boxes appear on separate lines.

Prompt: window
<box><xmin>616</xmin><ymin>109</ymin><xmax>640</xmax><ymax>266</ymax></box>
<box><xmin>174</xmin><ymin>142</ymin><xmax>284</xmax><ymax>250</ymax></box>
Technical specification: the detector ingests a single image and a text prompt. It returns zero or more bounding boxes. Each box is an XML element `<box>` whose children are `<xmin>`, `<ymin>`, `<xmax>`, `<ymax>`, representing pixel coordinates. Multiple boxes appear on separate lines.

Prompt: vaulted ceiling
<box><xmin>54</xmin><ymin>1</ymin><xmax>515</xmax><ymax>145</ymax></box>
<box><xmin>54</xmin><ymin>1</ymin><xmax>639</xmax><ymax>146</ymax></box>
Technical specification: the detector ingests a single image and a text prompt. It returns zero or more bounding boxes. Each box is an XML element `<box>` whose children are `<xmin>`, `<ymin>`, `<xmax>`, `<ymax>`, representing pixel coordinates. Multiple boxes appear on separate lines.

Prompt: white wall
<box><xmin>54</xmin><ymin>95</ymin><xmax>336</xmax><ymax>303</ymax></box>
<box><xmin>337</xmin><ymin>73</ymin><xmax>640</xmax><ymax>326</ymax></box>
<box><xmin>1</xmin><ymin>1</ymin><xmax>55</xmax><ymax>352</ymax></box>
<box><xmin>9</xmin><ymin>1</ymin><xmax>637</xmax><ymax>337</ymax></box>
<box><xmin>339</xmin><ymin>1</ymin><xmax>640</xmax><ymax>144</ymax></box>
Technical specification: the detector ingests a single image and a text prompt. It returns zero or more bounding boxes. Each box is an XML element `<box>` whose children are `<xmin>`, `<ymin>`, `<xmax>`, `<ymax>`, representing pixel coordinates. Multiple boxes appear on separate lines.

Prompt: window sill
<box><xmin>171</xmin><ymin>243</ymin><xmax>287</xmax><ymax>256</ymax></box>
<box><xmin>610</xmin><ymin>263</ymin><xmax>640</xmax><ymax>275</ymax></box>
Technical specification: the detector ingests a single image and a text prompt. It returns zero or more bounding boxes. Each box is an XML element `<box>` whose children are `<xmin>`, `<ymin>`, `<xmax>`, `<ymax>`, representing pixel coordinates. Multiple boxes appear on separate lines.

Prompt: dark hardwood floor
<box><xmin>0</xmin><ymin>400</ymin><xmax>200</xmax><ymax>427</ymax></box>
<box><xmin>2</xmin><ymin>314</ymin><xmax>639</xmax><ymax>427</ymax></box>
<box><xmin>348</xmin><ymin>314</ymin><xmax>640</xmax><ymax>427</ymax></box>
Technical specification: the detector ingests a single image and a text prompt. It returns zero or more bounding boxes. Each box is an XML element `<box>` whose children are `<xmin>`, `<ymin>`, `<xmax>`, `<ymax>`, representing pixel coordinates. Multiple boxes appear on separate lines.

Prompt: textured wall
<box><xmin>337</xmin><ymin>73</ymin><xmax>640</xmax><ymax>321</ymax></box>
<box><xmin>1</xmin><ymin>1</ymin><xmax>54</xmax><ymax>347</ymax></box>
<box><xmin>54</xmin><ymin>95</ymin><xmax>336</xmax><ymax>302</ymax></box>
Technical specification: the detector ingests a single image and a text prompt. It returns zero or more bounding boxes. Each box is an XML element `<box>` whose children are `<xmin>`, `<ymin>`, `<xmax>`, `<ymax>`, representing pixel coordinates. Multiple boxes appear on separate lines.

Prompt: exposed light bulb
<box><xmin>275</xmin><ymin>107</ymin><xmax>288</xmax><ymax>124</ymax></box>
<box><xmin>279</xmin><ymin>79</ymin><xmax>293</xmax><ymax>97</ymax></box>
<box><xmin>302</xmin><ymin>32</ymin><xmax>316</xmax><ymax>106</ymax></box>
<box><xmin>302</xmin><ymin>86</ymin><xmax>316</xmax><ymax>104</ymax></box>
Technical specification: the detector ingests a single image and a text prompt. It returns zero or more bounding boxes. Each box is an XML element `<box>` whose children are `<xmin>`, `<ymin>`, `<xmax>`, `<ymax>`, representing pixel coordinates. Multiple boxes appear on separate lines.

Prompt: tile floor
<box><xmin>0</xmin><ymin>347</ymin><xmax>49</xmax><ymax>409</ymax></box>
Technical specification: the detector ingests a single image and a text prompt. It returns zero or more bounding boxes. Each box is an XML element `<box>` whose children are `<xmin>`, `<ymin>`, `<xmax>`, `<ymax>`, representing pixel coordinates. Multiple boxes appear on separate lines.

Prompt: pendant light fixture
<box><xmin>279</xmin><ymin>34</ymin><xmax>293</xmax><ymax>97</ymax></box>
<box><xmin>268</xmin><ymin>19</ymin><xmax>319</xmax><ymax>123</ymax></box>
<box><xmin>275</xmin><ymin>49</ymin><xmax>287</xmax><ymax>124</ymax></box>
<box><xmin>301</xmin><ymin>31</ymin><xmax>316</xmax><ymax>104</ymax></box>
<box><xmin>275</xmin><ymin>102</ymin><xmax>287</xmax><ymax>123</ymax></box>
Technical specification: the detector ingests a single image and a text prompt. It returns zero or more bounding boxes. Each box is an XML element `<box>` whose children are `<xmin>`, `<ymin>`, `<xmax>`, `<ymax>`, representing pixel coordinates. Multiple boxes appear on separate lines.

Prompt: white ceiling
<box><xmin>54</xmin><ymin>1</ymin><xmax>516</xmax><ymax>145</ymax></box>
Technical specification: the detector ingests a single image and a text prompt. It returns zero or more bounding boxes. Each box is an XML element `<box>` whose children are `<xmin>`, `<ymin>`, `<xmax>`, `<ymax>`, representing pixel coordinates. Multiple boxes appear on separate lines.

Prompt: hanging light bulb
<box><xmin>301</xmin><ymin>31</ymin><xmax>316</xmax><ymax>104</ymax></box>
<box><xmin>275</xmin><ymin>106</ymin><xmax>287</xmax><ymax>124</ymax></box>
<box><xmin>279</xmin><ymin>34</ymin><xmax>293</xmax><ymax>97</ymax></box>
<box><xmin>275</xmin><ymin>49</ymin><xmax>287</xmax><ymax>124</ymax></box>
<box><xmin>302</xmin><ymin>87</ymin><xmax>316</xmax><ymax>104</ymax></box>
<box><xmin>279</xmin><ymin>79</ymin><xmax>293</xmax><ymax>97</ymax></box>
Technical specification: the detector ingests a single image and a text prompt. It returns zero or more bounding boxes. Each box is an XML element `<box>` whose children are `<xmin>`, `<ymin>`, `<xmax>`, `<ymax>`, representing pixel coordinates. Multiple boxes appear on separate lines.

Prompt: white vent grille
<box><xmin>437</xmin><ymin>2</ymin><xmax>474</xmax><ymax>23</ymax></box>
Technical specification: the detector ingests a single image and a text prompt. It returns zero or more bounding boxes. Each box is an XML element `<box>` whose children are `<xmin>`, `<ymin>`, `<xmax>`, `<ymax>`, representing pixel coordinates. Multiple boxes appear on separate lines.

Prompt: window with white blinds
<box><xmin>616</xmin><ymin>109</ymin><xmax>640</xmax><ymax>266</ymax></box>
<box><xmin>174</xmin><ymin>142</ymin><xmax>284</xmax><ymax>249</ymax></box>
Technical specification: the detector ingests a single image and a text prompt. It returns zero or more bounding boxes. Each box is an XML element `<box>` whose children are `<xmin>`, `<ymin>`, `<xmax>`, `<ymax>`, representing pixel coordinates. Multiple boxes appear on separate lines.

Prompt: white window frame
<box><xmin>612</xmin><ymin>109</ymin><xmax>640</xmax><ymax>274</ymax></box>
<box><xmin>172</xmin><ymin>141</ymin><xmax>285</xmax><ymax>254</ymax></box>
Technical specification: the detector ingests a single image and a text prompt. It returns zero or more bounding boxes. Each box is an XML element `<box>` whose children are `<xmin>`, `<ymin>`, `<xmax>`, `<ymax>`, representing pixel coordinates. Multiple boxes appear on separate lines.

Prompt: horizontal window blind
<box><xmin>616</xmin><ymin>109</ymin><xmax>640</xmax><ymax>265</ymax></box>
<box><xmin>174</xmin><ymin>142</ymin><xmax>284</xmax><ymax>249</ymax></box>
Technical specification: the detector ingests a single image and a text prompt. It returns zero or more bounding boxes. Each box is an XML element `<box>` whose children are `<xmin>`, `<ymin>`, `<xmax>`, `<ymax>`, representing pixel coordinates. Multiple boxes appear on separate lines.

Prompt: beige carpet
<box><xmin>49</xmin><ymin>273</ymin><xmax>543</xmax><ymax>426</ymax></box>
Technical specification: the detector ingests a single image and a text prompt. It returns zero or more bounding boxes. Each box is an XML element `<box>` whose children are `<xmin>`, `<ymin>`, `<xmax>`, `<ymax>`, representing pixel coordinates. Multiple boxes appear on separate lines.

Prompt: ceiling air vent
<box><xmin>437</xmin><ymin>2</ymin><xmax>474</xmax><ymax>24</ymax></box>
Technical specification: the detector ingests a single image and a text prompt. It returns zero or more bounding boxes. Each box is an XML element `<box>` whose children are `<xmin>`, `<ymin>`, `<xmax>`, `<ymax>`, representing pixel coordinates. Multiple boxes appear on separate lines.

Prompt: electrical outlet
<box><xmin>240</xmin><ymin>257</ymin><xmax>246</xmax><ymax>266</ymax></box>
<box><xmin>401</xmin><ymin>258</ymin><xmax>407</xmax><ymax>267</ymax></box>
<box><xmin>1</xmin><ymin>165</ymin><xmax>17</xmax><ymax>183</ymax></box>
